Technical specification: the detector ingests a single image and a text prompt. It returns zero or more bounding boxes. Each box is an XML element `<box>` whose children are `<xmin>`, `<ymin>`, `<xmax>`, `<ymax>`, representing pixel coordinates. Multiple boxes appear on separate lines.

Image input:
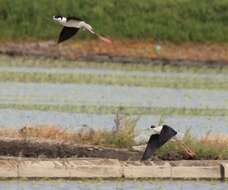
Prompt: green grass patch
<box><xmin>1</xmin><ymin>55</ymin><xmax>228</xmax><ymax>74</ymax></box>
<box><xmin>103</xmin><ymin>115</ymin><xmax>138</xmax><ymax>148</ymax></box>
<box><xmin>1</xmin><ymin>71</ymin><xmax>228</xmax><ymax>90</ymax></box>
<box><xmin>1</xmin><ymin>0</ymin><xmax>228</xmax><ymax>43</ymax></box>
<box><xmin>1</xmin><ymin>103</ymin><xmax>228</xmax><ymax>116</ymax></box>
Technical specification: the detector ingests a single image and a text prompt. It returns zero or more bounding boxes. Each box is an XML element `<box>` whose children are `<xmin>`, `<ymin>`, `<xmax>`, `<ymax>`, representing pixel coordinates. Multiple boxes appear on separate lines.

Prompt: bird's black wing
<box><xmin>58</xmin><ymin>27</ymin><xmax>80</xmax><ymax>43</ymax></box>
<box><xmin>141</xmin><ymin>125</ymin><xmax>177</xmax><ymax>161</ymax></box>
<box><xmin>158</xmin><ymin>125</ymin><xmax>177</xmax><ymax>145</ymax></box>
<box><xmin>141</xmin><ymin>134</ymin><xmax>160</xmax><ymax>161</ymax></box>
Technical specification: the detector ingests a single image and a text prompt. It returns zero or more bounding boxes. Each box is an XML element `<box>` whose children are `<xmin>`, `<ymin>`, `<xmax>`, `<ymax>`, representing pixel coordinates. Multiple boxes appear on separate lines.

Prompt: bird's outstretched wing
<box><xmin>141</xmin><ymin>125</ymin><xmax>177</xmax><ymax>161</ymax></box>
<box><xmin>58</xmin><ymin>27</ymin><xmax>80</xmax><ymax>43</ymax></box>
<box><xmin>141</xmin><ymin>134</ymin><xmax>160</xmax><ymax>161</ymax></box>
<box><xmin>159</xmin><ymin>125</ymin><xmax>177</xmax><ymax>145</ymax></box>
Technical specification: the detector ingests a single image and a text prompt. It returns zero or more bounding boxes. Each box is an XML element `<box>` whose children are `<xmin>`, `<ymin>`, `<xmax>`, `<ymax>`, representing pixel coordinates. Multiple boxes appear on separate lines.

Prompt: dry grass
<box><xmin>0</xmin><ymin>124</ymin><xmax>100</xmax><ymax>143</ymax></box>
<box><xmin>9</xmin><ymin>124</ymin><xmax>109</xmax><ymax>145</ymax></box>
<box><xmin>0</xmin><ymin>128</ymin><xmax>21</xmax><ymax>139</ymax></box>
<box><xmin>0</xmin><ymin>115</ymin><xmax>138</xmax><ymax>148</ymax></box>
<box><xmin>201</xmin><ymin>133</ymin><xmax>228</xmax><ymax>145</ymax></box>
<box><xmin>157</xmin><ymin>132</ymin><xmax>228</xmax><ymax>160</ymax></box>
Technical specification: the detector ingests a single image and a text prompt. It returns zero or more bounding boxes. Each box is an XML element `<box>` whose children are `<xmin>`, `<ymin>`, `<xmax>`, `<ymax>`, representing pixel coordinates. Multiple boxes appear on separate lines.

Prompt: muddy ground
<box><xmin>0</xmin><ymin>40</ymin><xmax>228</xmax><ymax>67</ymax></box>
<box><xmin>0</xmin><ymin>138</ymin><xmax>202</xmax><ymax>161</ymax></box>
<box><xmin>0</xmin><ymin>138</ymin><xmax>141</xmax><ymax>161</ymax></box>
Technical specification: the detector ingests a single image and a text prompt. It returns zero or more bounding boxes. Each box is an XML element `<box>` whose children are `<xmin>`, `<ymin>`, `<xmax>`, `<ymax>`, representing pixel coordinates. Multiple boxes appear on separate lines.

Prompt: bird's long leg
<box><xmin>95</xmin><ymin>33</ymin><xmax>113</xmax><ymax>44</ymax></box>
<box><xmin>175</xmin><ymin>139</ymin><xmax>196</xmax><ymax>157</ymax></box>
<box><xmin>85</xmin><ymin>28</ymin><xmax>112</xmax><ymax>44</ymax></box>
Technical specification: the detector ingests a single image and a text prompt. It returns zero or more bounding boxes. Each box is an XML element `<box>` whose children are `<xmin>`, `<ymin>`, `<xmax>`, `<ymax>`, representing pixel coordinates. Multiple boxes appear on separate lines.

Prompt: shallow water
<box><xmin>0</xmin><ymin>180</ymin><xmax>227</xmax><ymax>190</ymax></box>
<box><xmin>1</xmin><ymin>82</ymin><xmax>228</xmax><ymax>109</ymax></box>
<box><xmin>1</xmin><ymin>109</ymin><xmax>228</xmax><ymax>138</ymax></box>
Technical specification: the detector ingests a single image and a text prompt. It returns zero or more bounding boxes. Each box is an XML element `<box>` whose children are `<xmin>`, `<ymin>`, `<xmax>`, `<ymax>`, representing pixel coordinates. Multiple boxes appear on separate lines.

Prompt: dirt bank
<box><xmin>0</xmin><ymin>138</ymin><xmax>141</xmax><ymax>161</ymax></box>
<box><xmin>0</xmin><ymin>40</ymin><xmax>228</xmax><ymax>67</ymax></box>
<box><xmin>0</xmin><ymin>138</ymin><xmax>218</xmax><ymax>161</ymax></box>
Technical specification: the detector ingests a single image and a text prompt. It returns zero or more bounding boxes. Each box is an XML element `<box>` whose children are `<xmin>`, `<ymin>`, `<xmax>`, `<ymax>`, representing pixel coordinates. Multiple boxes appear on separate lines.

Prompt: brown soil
<box><xmin>0</xmin><ymin>138</ymin><xmax>201</xmax><ymax>161</ymax></box>
<box><xmin>0</xmin><ymin>138</ymin><xmax>141</xmax><ymax>161</ymax></box>
<box><xmin>0</xmin><ymin>40</ymin><xmax>228</xmax><ymax>66</ymax></box>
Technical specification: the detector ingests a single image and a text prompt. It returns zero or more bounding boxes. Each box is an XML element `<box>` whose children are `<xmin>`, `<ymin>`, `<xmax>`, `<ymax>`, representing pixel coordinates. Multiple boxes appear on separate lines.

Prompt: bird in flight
<box><xmin>141</xmin><ymin>124</ymin><xmax>195</xmax><ymax>161</ymax></box>
<box><xmin>53</xmin><ymin>15</ymin><xmax>112</xmax><ymax>44</ymax></box>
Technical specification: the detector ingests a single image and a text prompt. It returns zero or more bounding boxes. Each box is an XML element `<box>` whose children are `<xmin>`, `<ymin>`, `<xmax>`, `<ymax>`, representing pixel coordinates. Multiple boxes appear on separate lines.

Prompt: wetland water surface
<box><xmin>1</xmin><ymin>109</ymin><xmax>228</xmax><ymax>137</ymax></box>
<box><xmin>1</xmin><ymin>82</ymin><xmax>228</xmax><ymax>109</ymax></box>
<box><xmin>0</xmin><ymin>180</ymin><xmax>227</xmax><ymax>190</ymax></box>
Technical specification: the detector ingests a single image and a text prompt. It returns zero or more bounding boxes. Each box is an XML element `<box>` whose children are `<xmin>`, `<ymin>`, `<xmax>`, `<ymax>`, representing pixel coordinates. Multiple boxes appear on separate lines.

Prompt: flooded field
<box><xmin>1</xmin><ymin>82</ymin><xmax>228</xmax><ymax>109</ymax></box>
<box><xmin>0</xmin><ymin>109</ymin><xmax>228</xmax><ymax>137</ymax></box>
<box><xmin>0</xmin><ymin>180</ymin><xmax>227</xmax><ymax>190</ymax></box>
<box><xmin>0</xmin><ymin>55</ymin><xmax>228</xmax><ymax>138</ymax></box>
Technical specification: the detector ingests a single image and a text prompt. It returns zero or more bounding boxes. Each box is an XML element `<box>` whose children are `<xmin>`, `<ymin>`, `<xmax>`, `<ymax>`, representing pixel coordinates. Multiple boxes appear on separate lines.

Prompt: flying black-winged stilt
<box><xmin>141</xmin><ymin>124</ymin><xmax>195</xmax><ymax>161</ymax></box>
<box><xmin>53</xmin><ymin>15</ymin><xmax>112</xmax><ymax>44</ymax></box>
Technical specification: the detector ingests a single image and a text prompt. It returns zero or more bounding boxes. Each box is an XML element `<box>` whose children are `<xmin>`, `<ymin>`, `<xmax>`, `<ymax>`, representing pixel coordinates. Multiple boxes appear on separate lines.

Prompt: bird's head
<box><xmin>150</xmin><ymin>125</ymin><xmax>156</xmax><ymax>129</ymax></box>
<box><xmin>150</xmin><ymin>124</ymin><xmax>164</xmax><ymax>134</ymax></box>
<box><xmin>53</xmin><ymin>15</ymin><xmax>67</xmax><ymax>23</ymax></box>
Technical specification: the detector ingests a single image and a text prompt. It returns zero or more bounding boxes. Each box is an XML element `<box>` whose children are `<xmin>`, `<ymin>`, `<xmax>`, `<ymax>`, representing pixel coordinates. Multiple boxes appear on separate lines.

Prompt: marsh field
<box><xmin>1</xmin><ymin>55</ymin><xmax>228</xmax><ymax>134</ymax></box>
<box><xmin>0</xmin><ymin>54</ymin><xmax>227</xmax><ymax>161</ymax></box>
<box><xmin>0</xmin><ymin>1</ymin><xmax>228</xmax><ymax>189</ymax></box>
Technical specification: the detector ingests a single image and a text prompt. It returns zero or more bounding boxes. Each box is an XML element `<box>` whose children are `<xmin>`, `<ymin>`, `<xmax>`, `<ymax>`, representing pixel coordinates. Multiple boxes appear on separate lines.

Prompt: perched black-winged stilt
<box><xmin>53</xmin><ymin>15</ymin><xmax>112</xmax><ymax>44</ymax></box>
<box><xmin>141</xmin><ymin>124</ymin><xmax>195</xmax><ymax>161</ymax></box>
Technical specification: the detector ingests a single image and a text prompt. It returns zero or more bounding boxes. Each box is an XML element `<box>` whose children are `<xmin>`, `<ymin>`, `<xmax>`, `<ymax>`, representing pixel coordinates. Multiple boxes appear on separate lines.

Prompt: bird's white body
<box><xmin>151</xmin><ymin>125</ymin><xmax>182</xmax><ymax>140</ymax></box>
<box><xmin>135</xmin><ymin>125</ymin><xmax>181</xmax><ymax>145</ymax></box>
<box><xmin>53</xmin><ymin>15</ymin><xmax>112</xmax><ymax>44</ymax></box>
<box><xmin>53</xmin><ymin>16</ymin><xmax>94</xmax><ymax>33</ymax></box>
<box><xmin>62</xmin><ymin>20</ymin><xmax>82</xmax><ymax>28</ymax></box>
<box><xmin>151</xmin><ymin>125</ymin><xmax>163</xmax><ymax>134</ymax></box>
<box><xmin>134</xmin><ymin>125</ymin><xmax>163</xmax><ymax>145</ymax></box>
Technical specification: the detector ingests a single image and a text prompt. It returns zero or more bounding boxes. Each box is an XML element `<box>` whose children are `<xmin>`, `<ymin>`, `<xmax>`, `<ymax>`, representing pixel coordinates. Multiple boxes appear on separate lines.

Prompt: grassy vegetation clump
<box><xmin>0</xmin><ymin>0</ymin><xmax>228</xmax><ymax>42</ymax></box>
<box><xmin>103</xmin><ymin>114</ymin><xmax>138</xmax><ymax>148</ymax></box>
<box><xmin>157</xmin><ymin>132</ymin><xmax>228</xmax><ymax>160</ymax></box>
<box><xmin>1</xmin><ymin>115</ymin><xmax>138</xmax><ymax>148</ymax></box>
